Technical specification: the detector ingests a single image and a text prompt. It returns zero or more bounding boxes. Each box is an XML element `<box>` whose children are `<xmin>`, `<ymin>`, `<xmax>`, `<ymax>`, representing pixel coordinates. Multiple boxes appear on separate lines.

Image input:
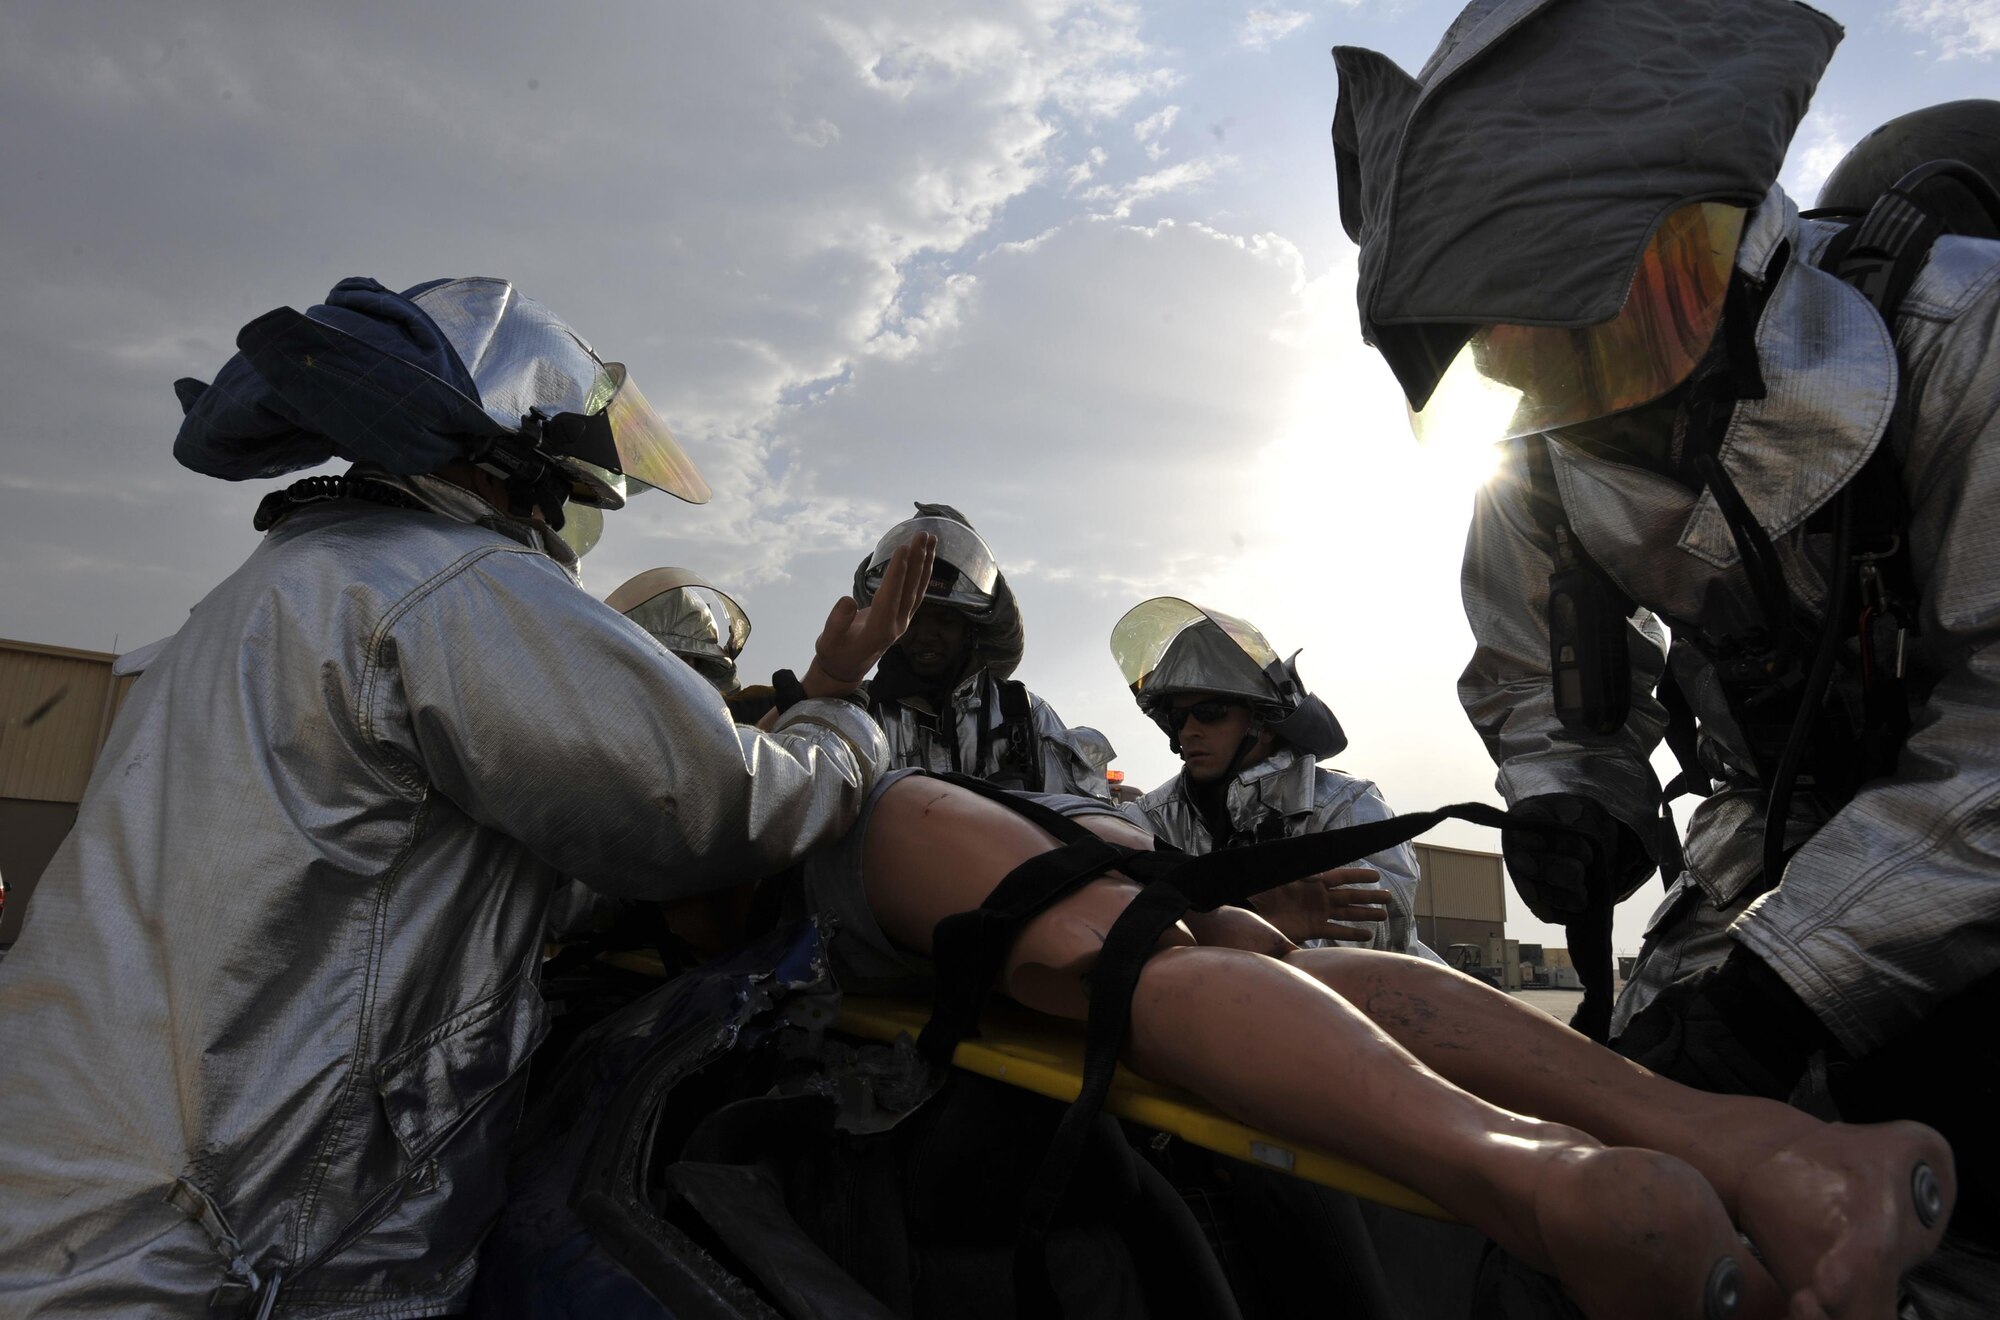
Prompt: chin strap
<box><xmin>468</xmin><ymin>421</ymin><xmax>577</xmax><ymax>531</ymax></box>
<box><xmin>1222</xmin><ymin>728</ymin><xmax>1263</xmax><ymax>780</ymax></box>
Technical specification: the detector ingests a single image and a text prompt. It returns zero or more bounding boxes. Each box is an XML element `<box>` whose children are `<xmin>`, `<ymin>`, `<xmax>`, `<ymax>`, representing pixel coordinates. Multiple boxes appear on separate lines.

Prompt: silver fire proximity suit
<box><xmin>871</xmin><ymin>665</ymin><xmax>1114</xmax><ymax>800</ymax></box>
<box><xmin>0</xmin><ymin>476</ymin><xmax>888</xmax><ymax>1317</ymax></box>
<box><xmin>1335</xmin><ymin>2</ymin><xmax>1998</xmax><ymax>1306</ymax></box>
<box><xmin>857</xmin><ymin>506</ymin><xmax>1113</xmax><ymax>800</ymax></box>
<box><xmin>1458</xmin><ymin>186</ymin><xmax>2000</xmax><ymax>1055</ymax></box>
<box><xmin>1122</xmin><ymin>747</ymin><xmax>1438</xmax><ymax>959</ymax></box>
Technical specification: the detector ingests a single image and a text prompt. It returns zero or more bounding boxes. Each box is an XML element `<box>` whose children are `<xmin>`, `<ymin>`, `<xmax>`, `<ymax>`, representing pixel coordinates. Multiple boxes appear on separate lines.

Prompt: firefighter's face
<box><xmin>899</xmin><ymin>601</ymin><xmax>973</xmax><ymax>680</ymax></box>
<box><xmin>1171</xmin><ymin>693</ymin><xmax>1272</xmax><ymax>783</ymax></box>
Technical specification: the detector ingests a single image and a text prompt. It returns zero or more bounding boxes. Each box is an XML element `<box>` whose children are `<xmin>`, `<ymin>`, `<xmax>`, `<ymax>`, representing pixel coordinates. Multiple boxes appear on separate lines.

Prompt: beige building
<box><xmin>1411</xmin><ymin>841</ymin><xmax>1520</xmax><ymax>987</ymax></box>
<box><xmin>0</xmin><ymin>639</ymin><xmax>137</xmax><ymax>945</ymax></box>
<box><xmin>1412</xmin><ymin>839</ymin><xmax>1507</xmax><ymax>953</ymax></box>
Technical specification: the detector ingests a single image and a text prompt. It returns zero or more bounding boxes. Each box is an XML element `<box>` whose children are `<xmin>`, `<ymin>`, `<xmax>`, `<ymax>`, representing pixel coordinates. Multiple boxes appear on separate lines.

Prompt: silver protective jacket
<box><xmin>1121</xmin><ymin>748</ymin><xmax>1438</xmax><ymax>960</ymax></box>
<box><xmin>1459</xmin><ymin>187</ymin><xmax>2000</xmax><ymax>1054</ymax></box>
<box><xmin>871</xmin><ymin>667</ymin><xmax>1114</xmax><ymax>800</ymax></box>
<box><xmin>0</xmin><ymin>478</ymin><xmax>887</xmax><ymax>1318</ymax></box>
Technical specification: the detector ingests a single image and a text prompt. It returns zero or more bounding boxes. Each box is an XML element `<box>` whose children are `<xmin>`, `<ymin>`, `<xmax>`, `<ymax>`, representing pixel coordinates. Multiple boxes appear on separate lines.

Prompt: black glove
<box><xmin>1500</xmin><ymin>793</ymin><xmax>1643</xmax><ymax>923</ymax></box>
<box><xmin>1614</xmin><ymin>948</ymin><xmax>1837</xmax><ymax>1099</ymax></box>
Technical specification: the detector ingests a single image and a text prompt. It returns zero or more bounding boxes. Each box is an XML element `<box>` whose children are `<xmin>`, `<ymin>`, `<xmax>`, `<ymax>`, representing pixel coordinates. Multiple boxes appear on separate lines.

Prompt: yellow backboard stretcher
<box><xmin>836</xmin><ymin>995</ymin><xmax>1453</xmax><ymax>1222</ymax></box>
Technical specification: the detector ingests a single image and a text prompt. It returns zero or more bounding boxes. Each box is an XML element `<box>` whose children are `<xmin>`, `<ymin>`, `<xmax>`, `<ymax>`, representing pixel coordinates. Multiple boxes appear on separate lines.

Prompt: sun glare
<box><xmin>1409</xmin><ymin>351</ymin><xmax>1518</xmax><ymax>491</ymax></box>
<box><xmin>1421</xmin><ymin>426</ymin><xmax>1505</xmax><ymax>490</ymax></box>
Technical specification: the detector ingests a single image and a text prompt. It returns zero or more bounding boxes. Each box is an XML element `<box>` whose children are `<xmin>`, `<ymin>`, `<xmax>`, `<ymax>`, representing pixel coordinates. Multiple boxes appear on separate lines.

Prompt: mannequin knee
<box><xmin>1002</xmin><ymin>876</ymin><xmax>1197</xmax><ymax>1019</ymax></box>
<box><xmin>1284</xmin><ymin>944</ymin><xmax>1441</xmax><ymax>999</ymax></box>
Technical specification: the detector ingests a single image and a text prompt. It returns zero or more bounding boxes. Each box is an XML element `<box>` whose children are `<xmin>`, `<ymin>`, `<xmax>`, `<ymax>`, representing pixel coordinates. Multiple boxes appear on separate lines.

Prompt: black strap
<box><xmin>1522</xmin><ymin>435</ymin><xmax>1635</xmax><ymax>738</ymax></box>
<box><xmin>1751</xmin><ymin>197</ymin><xmax>1937</xmax><ymax>885</ymax></box>
<box><xmin>1816</xmin><ymin>193</ymin><xmax>1926</xmax><ymax>688</ymax></box>
<box><xmin>903</xmin><ymin>777</ymin><xmax>1526</xmax><ymax>1314</ymax></box>
<box><xmin>988</xmin><ymin>679</ymin><xmax>1044</xmax><ymax>792</ymax></box>
<box><xmin>1517</xmin><ymin>434</ymin><xmax>1564</xmax><ymax>531</ymax></box>
<box><xmin>997</xmin><ymin>801</ymin><xmax>1518</xmax><ymax>1311</ymax></box>
<box><xmin>1518</xmin><ymin>435</ymin><xmax>1644</xmax><ymax>1042</ymax></box>
<box><xmin>996</xmin><ymin>679</ymin><xmax>1034</xmax><ymax>723</ymax></box>
<box><xmin>916</xmin><ymin>774</ymin><xmax>1148</xmax><ymax>1065</ymax></box>
<box><xmin>1565</xmin><ymin>894</ymin><xmax>1618</xmax><ymax>1043</ymax></box>
<box><xmin>1656</xmin><ymin>667</ymin><xmax>1704</xmax><ymax>802</ymax></box>
<box><xmin>1011</xmin><ymin>801</ymin><xmax>1516</xmax><ymax>1244</ymax></box>
<box><xmin>769</xmin><ymin>669</ymin><xmax>807</xmax><ymax>715</ymax></box>
<box><xmin>1819</xmin><ymin>190</ymin><xmax>1945</xmax><ymax>327</ymax></box>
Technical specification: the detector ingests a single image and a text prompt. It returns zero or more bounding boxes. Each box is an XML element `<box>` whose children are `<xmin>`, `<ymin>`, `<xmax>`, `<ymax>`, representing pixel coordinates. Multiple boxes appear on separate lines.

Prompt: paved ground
<box><xmin>1510</xmin><ymin>987</ymin><xmax>1587</xmax><ymax>1021</ymax></box>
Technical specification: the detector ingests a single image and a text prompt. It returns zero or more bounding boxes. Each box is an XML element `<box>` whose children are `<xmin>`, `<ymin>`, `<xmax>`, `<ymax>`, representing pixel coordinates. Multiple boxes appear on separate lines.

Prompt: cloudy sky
<box><xmin>2</xmin><ymin>0</ymin><xmax>1993</xmax><ymax>955</ymax></box>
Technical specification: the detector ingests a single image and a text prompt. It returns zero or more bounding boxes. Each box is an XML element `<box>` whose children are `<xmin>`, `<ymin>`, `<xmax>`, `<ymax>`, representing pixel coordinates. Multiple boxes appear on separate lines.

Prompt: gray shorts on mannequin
<box><xmin>800</xmin><ymin>768</ymin><xmax>1129</xmax><ymax>996</ymax></box>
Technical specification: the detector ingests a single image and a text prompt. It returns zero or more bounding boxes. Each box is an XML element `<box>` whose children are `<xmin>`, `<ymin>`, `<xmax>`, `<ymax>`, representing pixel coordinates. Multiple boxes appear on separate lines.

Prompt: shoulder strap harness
<box><xmin>981</xmin><ymin>679</ymin><xmax>1045</xmax><ymax>792</ymax></box>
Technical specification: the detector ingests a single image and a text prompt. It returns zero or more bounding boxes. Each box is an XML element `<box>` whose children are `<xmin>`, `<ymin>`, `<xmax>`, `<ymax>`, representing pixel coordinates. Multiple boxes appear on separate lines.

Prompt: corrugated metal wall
<box><xmin>1412</xmin><ymin>842</ymin><xmax>1507</xmax><ymax>924</ymax></box>
<box><xmin>2</xmin><ymin>640</ymin><xmax>138</xmax><ymax>941</ymax></box>
<box><xmin>0</xmin><ymin>639</ymin><xmax>135</xmax><ymax>803</ymax></box>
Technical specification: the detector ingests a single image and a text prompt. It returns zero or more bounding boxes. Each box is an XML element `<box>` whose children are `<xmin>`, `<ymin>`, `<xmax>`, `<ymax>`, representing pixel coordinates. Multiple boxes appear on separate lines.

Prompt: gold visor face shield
<box><xmin>607</xmin><ymin>567</ymin><xmax>751</xmax><ymax>663</ymax></box>
<box><xmin>587</xmin><ymin>364</ymin><xmax>712</xmax><ymax>505</ymax></box>
<box><xmin>629</xmin><ymin>585</ymin><xmax>751</xmax><ymax>665</ymax></box>
<box><xmin>1409</xmin><ymin>202</ymin><xmax>1746</xmax><ymax>447</ymax></box>
<box><xmin>408</xmin><ymin>278</ymin><xmax>712</xmax><ymax>508</ymax></box>
<box><xmin>1110</xmin><ymin>597</ymin><xmax>1281</xmax><ymax>701</ymax></box>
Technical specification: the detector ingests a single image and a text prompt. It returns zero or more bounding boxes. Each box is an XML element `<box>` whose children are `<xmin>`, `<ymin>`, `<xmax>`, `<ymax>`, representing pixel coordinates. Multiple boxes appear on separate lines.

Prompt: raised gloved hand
<box><xmin>805</xmin><ymin>532</ymin><xmax>937</xmax><ymax>698</ymax></box>
<box><xmin>1499</xmin><ymin>793</ymin><xmax>1644</xmax><ymax>923</ymax></box>
<box><xmin>1614</xmin><ymin>948</ymin><xmax>1836</xmax><ymax>1099</ymax></box>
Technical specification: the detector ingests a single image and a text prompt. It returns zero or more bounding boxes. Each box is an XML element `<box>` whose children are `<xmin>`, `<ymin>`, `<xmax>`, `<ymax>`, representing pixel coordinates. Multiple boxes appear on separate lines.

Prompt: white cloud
<box><xmin>1895</xmin><ymin>0</ymin><xmax>2000</xmax><ymax>58</ymax></box>
<box><xmin>1133</xmin><ymin>103</ymin><xmax>1179</xmax><ymax>159</ymax></box>
<box><xmin>0</xmin><ymin>1</ymin><xmax>1207</xmax><ymax>650</ymax></box>
<box><xmin>1781</xmin><ymin>110</ymin><xmax>1850</xmax><ymax>204</ymax></box>
<box><xmin>866</xmin><ymin>270</ymin><xmax>982</xmax><ymax>359</ymax></box>
<box><xmin>601</xmin><ymin>215</ymin><xmax>1319</xmax><ymax>660</ymax></box>
<box><xmin>819</xmin><ymin>2</ymin><xmax>1175</xmax><ymax>120</ymax></box>
<box><xmin>1081</xmin><ymin>158</ymin><xmax>1220</xmax><ymax>217</ymax></box>
<box><xmin>1066</xmin><ymin>145</ymin><xmax>1110</xmax><ymax>188</ymax></box>
<box><xmin>1238</xmin><ymin>8</ymin><xmax>1312</xmax><ymax>51</ymax></box>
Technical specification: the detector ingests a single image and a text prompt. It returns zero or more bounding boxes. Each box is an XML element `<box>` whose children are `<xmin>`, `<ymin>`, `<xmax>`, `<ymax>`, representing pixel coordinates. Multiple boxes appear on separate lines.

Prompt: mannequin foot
<box><xmin>1537</xmin><ymin>1147</ymin><xmax>1783</xmax><ymax>1320</ymax></box>
<box><xmin>1737</xmin><ymin>1121</ymin><xmax>1953</xmax><ymax>1318</ymax></box>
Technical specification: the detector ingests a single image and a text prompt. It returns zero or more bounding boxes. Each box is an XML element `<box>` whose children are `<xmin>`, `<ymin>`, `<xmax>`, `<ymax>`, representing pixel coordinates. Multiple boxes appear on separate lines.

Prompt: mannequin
<box><xmin>855</xmin><ymin>773</ymin><xmax>1952</xmax><ymax>1320</ymax></box>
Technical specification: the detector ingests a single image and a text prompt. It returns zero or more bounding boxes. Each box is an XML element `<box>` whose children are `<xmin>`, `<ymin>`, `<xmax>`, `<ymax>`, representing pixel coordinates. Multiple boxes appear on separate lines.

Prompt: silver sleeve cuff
<box><xmin>775</xmin><ymin>697</ymin><xmax>890</xmax><ymax>793</ymax></box>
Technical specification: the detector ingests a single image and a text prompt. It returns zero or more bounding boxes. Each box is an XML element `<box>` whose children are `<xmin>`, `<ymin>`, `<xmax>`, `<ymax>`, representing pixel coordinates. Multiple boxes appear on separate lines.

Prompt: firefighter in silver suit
<box><xmin>0</xmin><ymin>277</ymin><xmax>934</xmax><ymax>1318</ymax></box>
<box><xmin>606</xmin><ymin>566</ymin><xmax>754</xmax><ymax>695</ymax></box>
<box><xmin>1110</xmin><ymin>596</ymin><xmax>1436</xmax><ymax>959</ymax></box>
<box><xmin>1334</xmin><ymin>0</ymin><xmax>2000</xmax><ymax>1307</ymax></box>
<box><xmin>854</xmin><ymin>502</ymin><xmax>1115</xmax><ymax>799</ymax></box>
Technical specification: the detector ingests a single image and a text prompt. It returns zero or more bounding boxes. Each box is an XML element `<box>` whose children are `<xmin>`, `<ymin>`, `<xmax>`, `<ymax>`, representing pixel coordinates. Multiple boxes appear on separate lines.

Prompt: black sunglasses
<box><xmin>1164</xmin><ymin>698</ymin><xmax>1246</xmax><ymax>731</ymax></box>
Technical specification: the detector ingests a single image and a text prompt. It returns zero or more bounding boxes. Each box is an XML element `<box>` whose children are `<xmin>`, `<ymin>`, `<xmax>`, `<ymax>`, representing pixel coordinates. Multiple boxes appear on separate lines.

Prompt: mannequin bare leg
<box><xmin>1283</xmin><ymin>947</ymin><xmax>1952</xmax><ymax>1318</ymax></box>
<box><xmin>1125</xmin><ymin>945</ymin><xmax>1786</xmax><ymax>1319</ymax></box>
<box><xmin>861</xmin><ymin>777</ymin><xmax>1950</xmax><ymax>1319</ymax></box>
